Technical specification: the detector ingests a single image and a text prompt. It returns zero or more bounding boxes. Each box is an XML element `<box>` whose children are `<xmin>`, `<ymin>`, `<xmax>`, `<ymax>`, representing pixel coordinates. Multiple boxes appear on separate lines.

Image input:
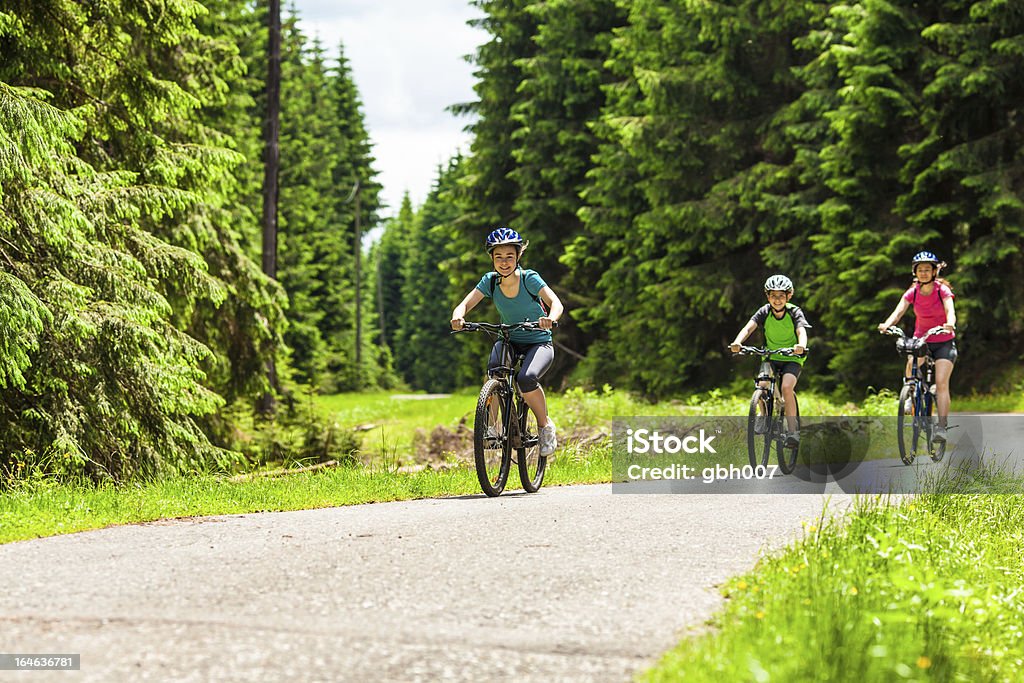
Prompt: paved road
<box><xmin>0</xmin><ymin>485</ymin><xmax>851</xmax><ymax>682</ymax></box>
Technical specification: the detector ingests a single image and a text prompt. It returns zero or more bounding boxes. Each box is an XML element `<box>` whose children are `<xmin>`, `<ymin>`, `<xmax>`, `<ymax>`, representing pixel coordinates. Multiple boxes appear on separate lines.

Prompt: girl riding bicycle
<box><xmin>450</xmin><ymin>228</ymin><xmax>564</xmax><ymax>457</ymax></box>
<box><xmin>730</xmin><ymin>275</ymin><xmax>810</xmax><ymax>447</ymax></box>
<box><xmin>877</xmin><ymin>251</ymin><xmax>957</xmax><ymax>442</ymax></box>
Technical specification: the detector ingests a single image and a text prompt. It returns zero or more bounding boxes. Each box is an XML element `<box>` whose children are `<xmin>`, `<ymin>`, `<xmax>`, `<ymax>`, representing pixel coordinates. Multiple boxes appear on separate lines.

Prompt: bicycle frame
<box><xmin>486</xmin><ymin>332</ymin><xmax>531</xmax><ymax>450</ymax></box>
<box><xmin>453</xmin><ymin>320</ymin><xmax>552</xmax><ymax>495</ymax></box>
<box><xmin>906</xmin><ymin>352</ymin><xmax>936</xmax><ymax>424</ymax></box>
<box><xmin>884</xmin><ymin>326</ymin><xmax>947</xmax><ymax>464</ymax></box>
<box><xmin>736</xmin><ymin>346</ymin><xmax>803</xmax><ymax>473</ymax></box>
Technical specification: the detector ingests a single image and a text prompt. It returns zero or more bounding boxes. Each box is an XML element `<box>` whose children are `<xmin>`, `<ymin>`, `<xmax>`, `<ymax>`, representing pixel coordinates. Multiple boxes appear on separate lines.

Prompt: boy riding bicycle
<box><xmin>450</xmin><ymin>228</ymin><xmax>564</xmax><ymax>457</ymax></box>
<box><xmin>730</xmin><ymin>275</ymin><xmax>811</xmax><ymax>446</ymax></box>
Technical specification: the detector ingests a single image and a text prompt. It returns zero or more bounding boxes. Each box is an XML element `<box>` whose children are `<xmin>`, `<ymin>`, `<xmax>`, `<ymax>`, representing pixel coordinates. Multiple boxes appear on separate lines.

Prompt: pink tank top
<box><xmin>902</xmin><ymin>282</ymin><xmax>954</xmax><ymax>342</ymax></box>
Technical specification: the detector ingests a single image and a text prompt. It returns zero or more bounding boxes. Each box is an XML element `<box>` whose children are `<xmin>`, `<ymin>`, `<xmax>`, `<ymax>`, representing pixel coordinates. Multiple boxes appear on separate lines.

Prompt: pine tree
<box><xmin>0</xmin><ymin>0</ymin><xmax>267</xmax><ymax>477</ymax></box>
<box><xmin>276</xmin><ymin>20</ymin><xmax>338</xmax><ymax>389</ymax></box>
<box><xmin>326</xmin><ymin>44</ymin><xmax>386</xmax><ymax>390</ymax></box>
<box><xmin>574</xmin><ymin>0</ymin><xmax>824</xmax><ymax>396</ymax></box>
<box><xmin>376</xmin><ymin>195</ymin><xmax>414</xmax><ymax>355</ymax></box>
<box><xmin>394</xmin><ymin>161</ymin><xmax>464</xmax><ymax>391</ymax></box>
<box><xmin>447</xmin><ymin>0</ymin><xmax>538</xmax><ymax>282</ymax></box>
<box><xmin>507</xmin><ymin>0</ymin><xmax>626</xmax><ymax>382</ymax></box>
<box><xmin>899</xmin><ymin>1</ymin><xmax>1024</xmax><ymax>373</ymax></box>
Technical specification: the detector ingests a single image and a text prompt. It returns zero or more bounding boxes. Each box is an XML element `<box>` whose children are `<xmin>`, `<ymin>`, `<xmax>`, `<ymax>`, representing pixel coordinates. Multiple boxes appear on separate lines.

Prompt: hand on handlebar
<box><xmin>451</xmin><ymin>317</ymin><xmax>465</xmax><ymax>331</ymax></box>
<box><xmin>538</xmin><ymin>316</ymin><xmax>556</xmax><ymax>330</ymax></box>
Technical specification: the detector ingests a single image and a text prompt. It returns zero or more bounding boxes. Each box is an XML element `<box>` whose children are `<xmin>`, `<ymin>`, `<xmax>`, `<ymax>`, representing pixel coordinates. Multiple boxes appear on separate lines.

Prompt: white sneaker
<box><xmin>753</xmin><ymin>414</ymin><xmax>768</xmax><ymax>434</ymax></box>
<box><xmin>539</xmin><ymin>419</ymin><xmax>557</xmax><ymax>457</ymax></box>
<box><xmin>484</xmin><ymin>425</ymin><xmax>502</xmax><ymax>446</ymax></box>
<box><xmin>932</xmin><ymin>426</ymin><xmax>947</xmax><ymax>443</ymax></box>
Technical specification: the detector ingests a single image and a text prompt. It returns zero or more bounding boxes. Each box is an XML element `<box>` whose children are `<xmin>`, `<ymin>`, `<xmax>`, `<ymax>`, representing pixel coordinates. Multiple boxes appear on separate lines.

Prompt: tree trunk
<box><xmin>259</xmin><ymin>0</ymin><xmax>282</xmax><ymax>415</ymax></box>
<box><xmin>354</xmin><ymin>185</ymin><xmax>362</xmax><ymax>388</ymax></box>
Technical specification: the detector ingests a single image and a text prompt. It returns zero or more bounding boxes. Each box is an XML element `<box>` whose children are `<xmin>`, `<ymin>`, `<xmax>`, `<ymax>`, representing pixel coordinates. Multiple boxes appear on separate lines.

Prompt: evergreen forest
<box><xmin>3</xmin><ymin>0</ymin><xmax>1022</xmax><ymax>479</ymax></box>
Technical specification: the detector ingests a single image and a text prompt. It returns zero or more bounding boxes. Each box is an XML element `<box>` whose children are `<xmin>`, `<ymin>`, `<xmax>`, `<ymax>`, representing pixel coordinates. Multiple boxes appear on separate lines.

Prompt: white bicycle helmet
<box><xmin>764</xmin><ymin>274</ymin><xmax>794</xmax><ymax>293</ymax></box>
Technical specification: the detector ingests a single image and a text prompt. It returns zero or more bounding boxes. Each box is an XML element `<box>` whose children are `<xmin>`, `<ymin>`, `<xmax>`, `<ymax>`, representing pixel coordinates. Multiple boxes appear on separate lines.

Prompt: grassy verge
<box><xmin>643</xmin><ymin>477</ymin><xmax>1024</xmax><ymax>681</ymax></box>
<box><xmin>315</xmin><ymin>386</ymin><xmax>863</xmax><ymax>463</ymax></box>
<box><xmin>314</xmin><ymin>391</ymin><xmax>475</xmax><ymax>454</ymax></box>
<box><xmin>0</xmin><ymin>443</ymin><xmax>611</xmax><ymax>545</ymax></box>
<box><xmin>5</xmin><ymin>385</ymin><xmax>1020</xmax><ymax>545</ymax></box>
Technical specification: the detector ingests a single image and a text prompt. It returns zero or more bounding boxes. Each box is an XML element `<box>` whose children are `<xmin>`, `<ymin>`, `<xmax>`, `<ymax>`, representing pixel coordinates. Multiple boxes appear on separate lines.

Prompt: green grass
<box><xmin>313</xmin><ymin>384</ymin><xmax>1022</xmax><ymax>463</ymax></box>
<box><xmin>6</xmin><ymin>384</ymin><xmax>1020</xmax><ymax>545</ymax></box>
<box><xmin>314</xmin><ymin>385</ymin><xmax>866</xmax><ymax>462</ymax></box>
<box><xmin>315</xmin><ymin>390</ymin><xmax>475</xmax><ymax>453</ymax></box>
<box><xmin>955</xmin><ymin>392</ymin><xmax>1024</xmax><ymax>413</ymax></box>
<box><xmin>643</xmin><ymin>482</ymin><xmax>1024</xmax><ymax>681</ymax></box>
<box><xmin>0</xmin><ymin>441</ymin><xmax>611</xmax><ymax>545</ymax></box>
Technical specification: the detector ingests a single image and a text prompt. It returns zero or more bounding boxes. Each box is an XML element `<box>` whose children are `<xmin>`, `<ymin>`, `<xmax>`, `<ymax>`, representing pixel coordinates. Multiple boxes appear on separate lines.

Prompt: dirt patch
<box><xmin>409</xmin><ymin>419</ymin><xmax>610</xmax><ymax>465</ymax></box>
<box><xmin>411</xmin><ymin>417</ymin><xmax>474</xmax><ymax>466</ymax></box>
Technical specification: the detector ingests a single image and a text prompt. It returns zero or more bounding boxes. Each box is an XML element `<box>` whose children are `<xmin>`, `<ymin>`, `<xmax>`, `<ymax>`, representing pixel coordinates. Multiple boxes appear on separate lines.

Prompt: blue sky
<box><xmin>293</xmin><ymin>1</ymin><xmax>486</xmax><ymax>217</ymax></box>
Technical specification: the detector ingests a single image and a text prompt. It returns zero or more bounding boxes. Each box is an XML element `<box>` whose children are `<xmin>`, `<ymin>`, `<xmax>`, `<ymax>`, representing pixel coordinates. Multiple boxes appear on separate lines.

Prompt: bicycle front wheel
<box><xmin>897</xmin><ymin>383</ymin><xmax>917</xmax><ymax>465</ymax></box>
<box><xmin>748</xmin><ymin>389</ymin><xmax>772</xmax><ymax>468</ymax></box>
<box><xmin>474</xmin><ymin>379</ymin><xmax>512</xmax><ymax>497</ymax></box>
<box><xmin>516</xmin><ymin>401</ymin><xmax>546</xmax><ymax>493</ymax></box>
<box><xmin>777</xmin><ymin>394</ymin><xmax>800</xmax><ymax>474</ymax></box>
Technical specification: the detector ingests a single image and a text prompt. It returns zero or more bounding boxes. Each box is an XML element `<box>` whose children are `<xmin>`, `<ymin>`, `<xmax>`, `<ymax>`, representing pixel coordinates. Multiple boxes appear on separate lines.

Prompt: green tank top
<box><xmin>750</xmin><ymin>303</ymin><xmax>810</xmax><ymax>364</ymax></box>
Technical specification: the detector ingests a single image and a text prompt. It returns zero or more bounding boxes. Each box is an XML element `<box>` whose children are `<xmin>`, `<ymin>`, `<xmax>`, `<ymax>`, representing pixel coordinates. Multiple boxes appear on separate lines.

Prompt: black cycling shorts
<box><xmin>770</xmin><ymin>360</ymin><xmax>802</xmax><ymax>380</ymax></box>
<box><xmin>928</xmin><ymin>340</ymin><xmax>958</xmax><ymax>363</ymax></box>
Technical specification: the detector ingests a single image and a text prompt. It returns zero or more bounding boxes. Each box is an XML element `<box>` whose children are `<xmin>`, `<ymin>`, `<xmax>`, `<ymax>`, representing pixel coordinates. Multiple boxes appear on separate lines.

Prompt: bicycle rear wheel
<box><xmin>474</xmin><ymin>379</ymin><xmax>512</xmax><ymax>497</ymax></box>
<box><xmin>516</xmin><ymin>400</ymin><xmax>546</xmax><ymax>493</ymax></box>
<box><xmin>777</xmin><ymin>394</ymin><xmax>800</xmax><ymax>474</ymax></box>
<box><xmin>747</xmin><ymin>389</ymin><xmax>772</xmax><ymax>468</ymax></box>
<box><xmin>897</xmin><ymin>383</ymin><xmax>917</xmax><ymax>465</ymax></box>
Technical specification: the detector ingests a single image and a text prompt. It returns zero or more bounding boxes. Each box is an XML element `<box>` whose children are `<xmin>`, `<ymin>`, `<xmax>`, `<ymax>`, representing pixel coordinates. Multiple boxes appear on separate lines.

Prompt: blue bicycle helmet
<box><xmin>911</xmin><ymin>250</ymin><xmax>943</xmax><ymax>275</ymax></box>
<box><xmin>485</xmin><ymin>227</ymin><xmax>527</xmax><ymax>253</ymax></box>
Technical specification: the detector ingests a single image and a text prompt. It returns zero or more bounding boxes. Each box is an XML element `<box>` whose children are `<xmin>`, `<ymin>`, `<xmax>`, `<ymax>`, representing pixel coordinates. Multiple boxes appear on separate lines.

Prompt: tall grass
<box><xmin>644</xmin><ymin>486</ymin><xmax>1024</xmax><ymax>681</ymax></box>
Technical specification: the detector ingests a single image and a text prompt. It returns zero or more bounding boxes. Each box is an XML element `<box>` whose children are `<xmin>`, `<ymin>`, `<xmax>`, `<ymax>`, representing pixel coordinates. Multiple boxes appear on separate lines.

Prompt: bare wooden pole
<box><xmin>259</xmin><ymin>0</ymin><xmax>282</xmax><ymax>414</ymax></box>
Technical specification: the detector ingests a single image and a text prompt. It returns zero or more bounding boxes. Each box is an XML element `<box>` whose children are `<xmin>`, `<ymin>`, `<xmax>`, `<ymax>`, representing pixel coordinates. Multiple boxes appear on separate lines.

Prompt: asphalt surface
<box><xmin>0</xmin><ymin>485</ymin><xmax>852</xmax><ymax>682</ymax></box>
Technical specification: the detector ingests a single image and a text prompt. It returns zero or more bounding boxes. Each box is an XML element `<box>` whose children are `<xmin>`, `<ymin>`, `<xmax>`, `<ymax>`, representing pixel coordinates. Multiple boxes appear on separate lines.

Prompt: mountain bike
<box><xmin>883</xmin><ymin>325</ymin><xmax>948</xmax><ymax>465</ymax></box>
<box><xmin>452</xmin><ymin>321</ymin><xmax>555</xmax><ymax>497</ymax></box>
<box><xmin>735</xmin><ymin>346</ymin><xmax>804</xmax><ymax>474</ymax></box>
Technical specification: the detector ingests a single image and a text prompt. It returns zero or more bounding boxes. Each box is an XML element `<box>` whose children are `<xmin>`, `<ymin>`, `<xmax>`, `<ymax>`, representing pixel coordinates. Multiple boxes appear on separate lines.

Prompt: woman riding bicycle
<box><xmin>876</xmin><ymin>251</ymin><xmax>958</xmax><ymax>443</ymax></box>
<box><xmin>450</xmin><ymin>228</ymin><xmax>564</xmax><ymax>457</ymax></box>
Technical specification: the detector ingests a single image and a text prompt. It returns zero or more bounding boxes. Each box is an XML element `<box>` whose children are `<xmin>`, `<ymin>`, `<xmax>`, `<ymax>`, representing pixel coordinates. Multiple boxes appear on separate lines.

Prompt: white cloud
<box><xmin>371</xmin><ymin>125</ymin><xmax>473</xmax><ymax>213</ymax></box>
<box><xmin>293</xmin><ymin>1</ymin><xmax>485</xmax><ymax>216</ymax></box>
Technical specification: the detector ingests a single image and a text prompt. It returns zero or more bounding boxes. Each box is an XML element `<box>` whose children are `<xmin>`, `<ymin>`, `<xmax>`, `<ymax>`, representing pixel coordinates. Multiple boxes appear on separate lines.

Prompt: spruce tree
<box><xmin>0</xmin><ymin>0</ymin><xmax>269</xmax><ymax>477</ymax></box>
<box><xmin>394</xmin><ymin>161</ymin><xmax>463</xmax><ymax>391</ymax></box>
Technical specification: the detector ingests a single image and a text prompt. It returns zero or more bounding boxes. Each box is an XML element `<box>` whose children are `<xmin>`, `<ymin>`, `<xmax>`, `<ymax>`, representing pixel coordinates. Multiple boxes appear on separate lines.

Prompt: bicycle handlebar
<box><xmin>451</xmin><ymin>320</ymin><xmax>559</xmax><ymax>335</ymax></box>
<box><xmin>734</xmin><ymin>346</ymin><xmax>806</xmax><ymax>358</ymax></box>
<box><xmin>883</xmin><ymin>325</ymin><xmax>949</xmax><ymax>341</ymax></box>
